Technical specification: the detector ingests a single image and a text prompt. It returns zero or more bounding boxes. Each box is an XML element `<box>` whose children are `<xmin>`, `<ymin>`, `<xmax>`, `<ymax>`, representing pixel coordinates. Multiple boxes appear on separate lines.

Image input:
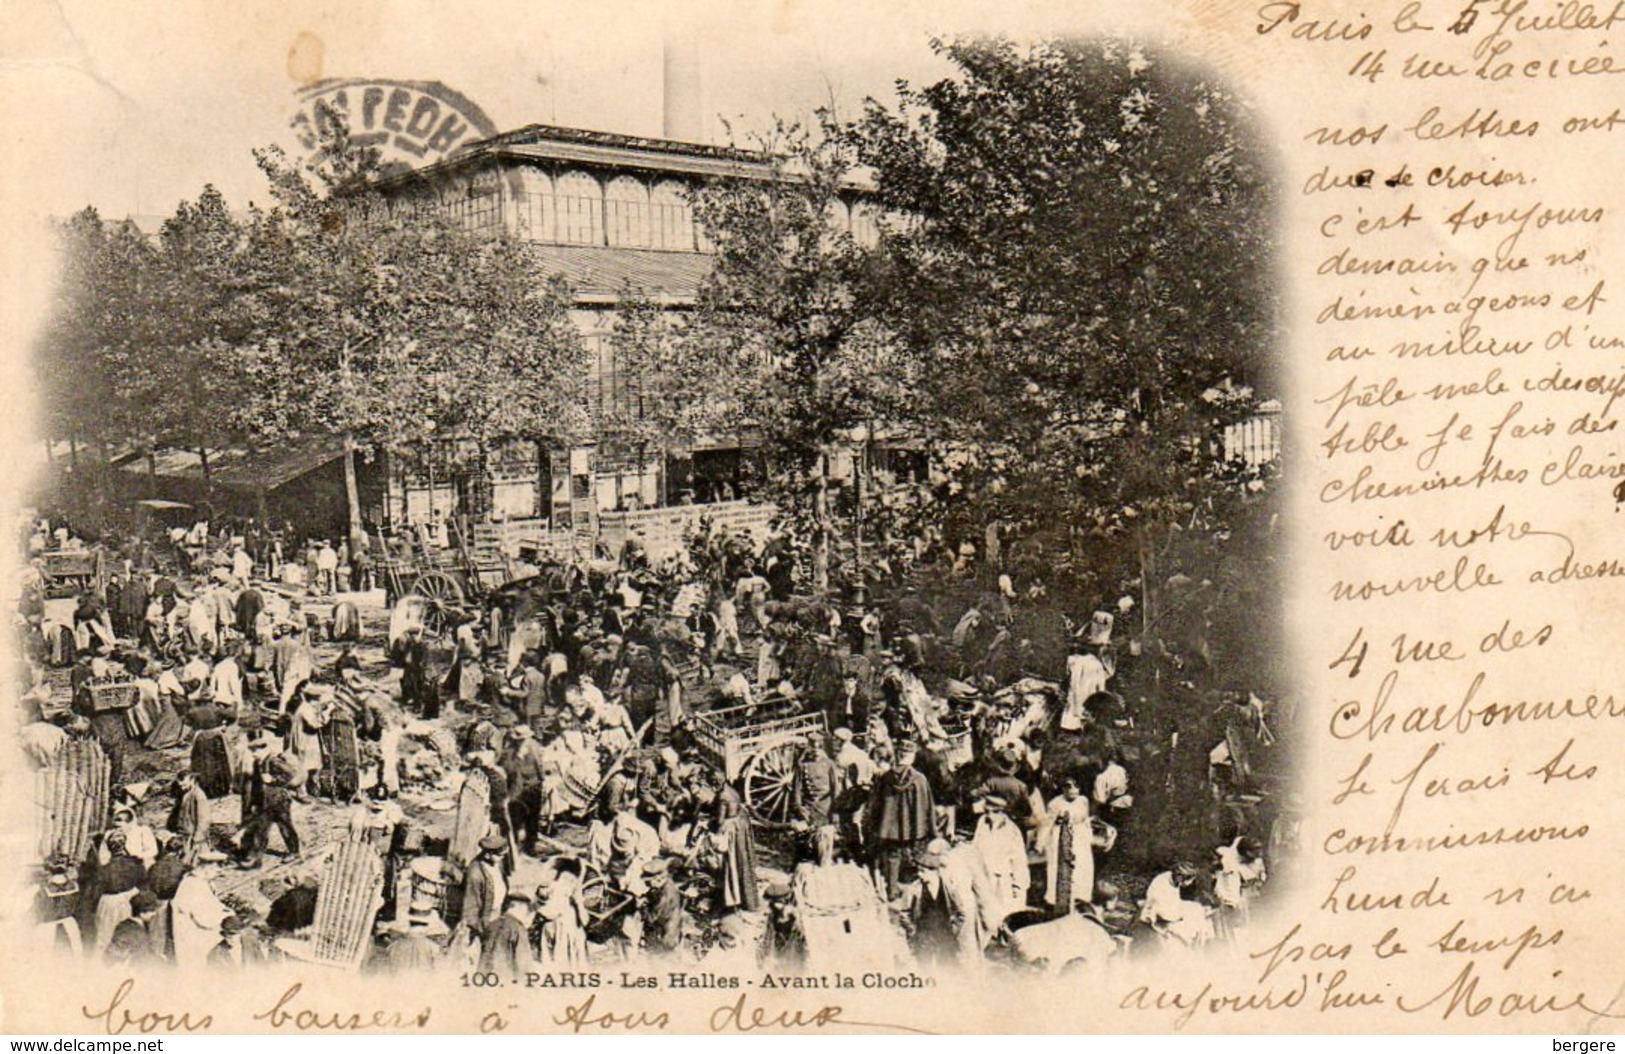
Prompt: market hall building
<box><xmin>120</xmin><ymin>121</ymin><xmax>893</xmax><ymax>557</ymax></box>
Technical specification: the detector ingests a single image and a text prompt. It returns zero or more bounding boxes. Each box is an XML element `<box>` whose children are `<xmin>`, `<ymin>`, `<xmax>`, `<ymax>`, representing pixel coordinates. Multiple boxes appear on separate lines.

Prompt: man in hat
<box><xmin>712</xmin><ymin>590</ymin><xmax>742</xmax><ymax>660</ymax></box>
<box><xmin>285</xmin><ymin>684</ymin><xmax>333</xmax><ymax>799</ymax></box>
<box><xmin>903</xmin><ymin>839</ymin><xmax>961</xmax><ymax>966</ymax></box>
<box><xmin>105</xmin><ymin>891</ymin><xmax>162</xmax><ymax>966</ymax></box>
<box><xmin>1062</xmin><ymin>613</ymin><xmax>1116</xmax><ymax>732</ymax></box>
<box><xmin>864</xmin><ymin>739</ymin><xmax>935</xmax><ymax>899</ymax></box>
<box><xmin>638</xmin><ymin>858</ymin><xmax>683</xmax><ymax>958</ymax></box>
<box><xmin>236</xmin><ymin>768</ymin><xmax>300</xmax><ymax>869</ymax></box>
<box><xmin>761</xmin><ymin>881</ymin><xmax>803</xmax><ymax>969</ymax></box>
<box><xmin>398</xmin><ymin>625</ymin><xmax>438</xmax><ymax>718</ymax></box>
<box><xmin>972</xmin><ymin>794</ymin><xmax>1030</xmax><ymax>925</ymax></box>
<box><xmin>187</xmin><ymin>694</ymin><xmax>234</xmax><ymax>799</ymax></box>
<box><xmin>793</xmin><ymin>737</ymin><xmax>844</xmax><ymax>866</ymax></box>
<box><xmin>974</xmin><ymin>747</ymin><xmax>1035</xmax><ymax>834</ymax></box>
<box><xmin>384</xmin><ymin>896</ymin><xmax>449</xmax><ymax>974</ymax></box>
<box><xmin>467</xmin><ymin>750</ymin><xmax>513</xmax><ymax>857</ymax></box>
<box><xmin>269</xmin><ymin>620</ymin><xmax>313</xmax><ymax>712</ymax></box>
<box><xmin>827</xmin><ymin>673</ymin><xmax>872</xmax><ymax>740</ymax></box>
<box><xmin>501</xmin><ymin>726</ymin><xmax>546</xmax><ymax>856</ymax></box>
<box><xmin>145</xmin><ymin>831</ymin><xmax>189</xmax><ymax>902</ymax></box>
<box><xmin>445</xmin><ymin>612</ymin><xmax>483</xmax><ymax>708</ymax></box>
<box><xmin>461</xmin><ymin>835</ymin><xmax>509</xmax><ymax>943</ymax></box>
<box><xmin>314</xmin><ymin>540</ymin><xmax>339</xmax><ymax>595</ymax></box>
<box><xmin>502</xmin><ymin>651</ymin><xmax>549</xmax><ymax>728</ymax></box>
<box><xmin>480</xmin><ymin>891</ymin><xmax>534</xmax><ymax>973</ymax></box>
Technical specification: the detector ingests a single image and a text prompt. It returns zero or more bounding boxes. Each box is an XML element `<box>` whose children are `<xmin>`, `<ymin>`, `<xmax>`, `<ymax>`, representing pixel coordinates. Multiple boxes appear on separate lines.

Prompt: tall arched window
<box><xmin>514</xmin><ymin>167</ymin><xmax>556</xmax><ymax>242</ymax></box>
<box><xmin>605</xmin><ymin>176</ymin><xmax>651</xmax><ymax>248</ymax></box>
<box><xmin>554</xmin><ymin>171</ymin><xmax>604</xmax><ymax>246</ymax></box>
<box><xmin>828</xmin><ymin>198</ymin><xmax>852</xmax><ymax>236</ymax></box>
<box><xmin>650</xmin><ymin>180</ymin><xmax>695</xmax><ymax>251</ymax></box>
<box><xmin>850</xmin><ymin>200</ymin><xmax>880</xmax><ymax>248</ymax></box>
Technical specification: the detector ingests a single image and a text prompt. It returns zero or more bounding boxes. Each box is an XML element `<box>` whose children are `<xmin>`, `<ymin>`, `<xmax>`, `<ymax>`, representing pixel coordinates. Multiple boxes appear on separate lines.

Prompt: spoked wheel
<box><xmin>412</xmin><ymin>573</ymin><xmax>464</xmax><ymax>636</ymax></box>
<box><xmin>579</xmin><ymin>859</ymin><xmax>634</xmax><ymax>943</ymax></box>
<box><xmin>742</xmin><ymin>739</ymin><xmax>803</xmax><ymax>828</ymax></box>
<box><xmin>580</xmin><ymin>860</ymin><xmax>612</xmax><ymax>916</ymax></box>
<box><xmin>412</xmin><ymin>571</ymin><xmax>465</xmax><ymax>606</ymax></box>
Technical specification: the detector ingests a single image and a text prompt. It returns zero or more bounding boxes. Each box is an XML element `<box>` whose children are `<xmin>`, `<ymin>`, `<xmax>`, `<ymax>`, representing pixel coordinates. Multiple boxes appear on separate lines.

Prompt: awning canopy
<box><xmin>115</xmin><ymin>438</ymin><xmax>347</xmax><ymax>492</ymax></box>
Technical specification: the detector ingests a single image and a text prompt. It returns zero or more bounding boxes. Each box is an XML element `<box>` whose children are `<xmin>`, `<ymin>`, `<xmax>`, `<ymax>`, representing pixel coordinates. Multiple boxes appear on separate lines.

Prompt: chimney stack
<box><xmin>662</xmin><ymin>32</ymin><xmax>703</xmax><ymax>143</ymax></box>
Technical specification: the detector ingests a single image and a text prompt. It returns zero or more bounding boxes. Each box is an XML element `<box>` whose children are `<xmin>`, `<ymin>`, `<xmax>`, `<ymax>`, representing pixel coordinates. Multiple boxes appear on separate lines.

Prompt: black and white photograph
<box><xmin>17</xmin><ymin>1</ymin><xmax>1531</xmax><ymax>1038</ymax></box>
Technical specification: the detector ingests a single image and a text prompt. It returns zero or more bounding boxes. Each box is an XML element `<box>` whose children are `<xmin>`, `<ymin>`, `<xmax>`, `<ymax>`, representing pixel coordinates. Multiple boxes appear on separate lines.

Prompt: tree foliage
<box><xmin>685</xmin><ymin>120</ymin><xmax>913</xmax><ymax>586</ymax></box>
<box><xmin>854</xmin><ymin>37</ymin><xmax>1279</xmax><ymax>526</ymax></box>
<box><xmin>251</xmin><ymin>120</ymin><xmax>591</xmax><ymax>468</ymax></box>
<box><xmin>35</xmin><ymin>104</ymin><xmax>592</xmax><ymax>531</ymax></box>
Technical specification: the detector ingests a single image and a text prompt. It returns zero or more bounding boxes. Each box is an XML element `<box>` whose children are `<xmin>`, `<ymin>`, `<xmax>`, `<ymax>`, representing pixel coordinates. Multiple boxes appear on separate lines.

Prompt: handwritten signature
<box><xmin>552</xmin><ymin>992</ymin><xmax>933</xmax><ymax>1035</ymax></box>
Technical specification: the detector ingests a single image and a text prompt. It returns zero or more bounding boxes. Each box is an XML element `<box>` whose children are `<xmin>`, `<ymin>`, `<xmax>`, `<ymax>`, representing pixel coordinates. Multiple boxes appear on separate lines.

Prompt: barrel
<box><xmin>408</xmin><ymin>856</ymin><xmax>450</xmax><ymax>915</ymax></box>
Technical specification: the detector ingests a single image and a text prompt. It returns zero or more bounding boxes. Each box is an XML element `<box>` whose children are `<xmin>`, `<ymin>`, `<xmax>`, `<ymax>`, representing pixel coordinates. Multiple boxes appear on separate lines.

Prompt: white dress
<box><xmin>1043</xmin><ymin>794</ymin><xmax>1095</xmax><ymax>908</ymax></box>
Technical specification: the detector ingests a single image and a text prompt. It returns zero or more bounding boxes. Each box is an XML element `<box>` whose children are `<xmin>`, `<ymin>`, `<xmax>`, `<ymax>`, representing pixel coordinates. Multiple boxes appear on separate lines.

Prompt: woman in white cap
<box><xmin>108</xmin><ymin>802</ymin><xmax>160</xmax><ymax>868</ymax></box>
<box><xmin>532</xmin><ymin>857</ymin><xmax>589</xmax><ymax>968</ymax></box>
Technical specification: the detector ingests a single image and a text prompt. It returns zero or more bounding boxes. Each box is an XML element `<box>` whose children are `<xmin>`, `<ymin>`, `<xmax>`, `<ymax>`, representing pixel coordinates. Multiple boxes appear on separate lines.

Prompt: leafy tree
<box><xmin>852</xmin><ymin>37</ymin><xmax>1281</xmax><ymax>669</ymax></box>
<box><xmin>603</xmin><ymin>281</ymin><xmax>744</xmax><ymax>505</ymax></box>
<box><xmin>249</xmin><ymin>108</ymin><xmax>591</xmax><ymax>537</ymax></box>
<box><xmin>687</xmin><ymin>121</ymin><xmax>910</xmax><ymax>590</ymax></box>
<box><xmin>34</xmin><ymin>209</ymin><xmax>152</xmax><ymax>468</ymax></box>
<box><xmin>142</xmin><ymin>185</ymin><xmax>268</xmax><ymax>491</ymax></box>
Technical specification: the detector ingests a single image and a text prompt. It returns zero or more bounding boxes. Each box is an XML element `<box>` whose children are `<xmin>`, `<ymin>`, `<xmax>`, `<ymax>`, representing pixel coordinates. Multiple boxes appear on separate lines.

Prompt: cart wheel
<box><xmin>742</xmin><ymin>740</ymin><xmax>802</xmax><ymax>827</ymax></box>
<box><xmin>580</xmin><ymin>860</ymin><xmax>611</xmax><ymax>915</ymax></box>
<box><xmin>413</xmin><ymin>571</ymin><xmax>464</xmax><ymax>606</ymax></box>
<box><xmin>420</xmin><ymin>602</ymin><xmax>449</xmax><ymax>640</ymax></box>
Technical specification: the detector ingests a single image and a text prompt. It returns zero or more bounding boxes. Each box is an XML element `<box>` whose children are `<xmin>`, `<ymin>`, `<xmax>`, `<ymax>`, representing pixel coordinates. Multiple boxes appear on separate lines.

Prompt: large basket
<box><xmin>87</xmin><ymin>679</ymin><xmax>139</xmax><ymax>714</ymax></box>
<box><xmin>409</xmin><ymin>856</ymin><xmax>451</xmax><ymax>916</ymax></box>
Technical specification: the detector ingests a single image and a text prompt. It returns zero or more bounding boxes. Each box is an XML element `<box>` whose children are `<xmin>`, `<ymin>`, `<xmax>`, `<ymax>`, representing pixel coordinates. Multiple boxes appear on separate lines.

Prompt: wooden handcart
<box><xmin>41</xmin><ymin>549</ymin><xmax>104</xmax><ymax>600</ymax></box>
<box><xmin>688</xmin><ymin>695</ymin><xmax>828</xmax><ymax>827</ymax></box>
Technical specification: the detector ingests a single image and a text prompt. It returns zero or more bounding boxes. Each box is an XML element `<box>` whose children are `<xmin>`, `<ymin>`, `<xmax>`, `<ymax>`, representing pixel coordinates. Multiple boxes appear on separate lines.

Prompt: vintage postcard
<box><xmin>1</xmin><ymin>0</ymin><xmax>1622</xmax><ymax>1035</ymax></box>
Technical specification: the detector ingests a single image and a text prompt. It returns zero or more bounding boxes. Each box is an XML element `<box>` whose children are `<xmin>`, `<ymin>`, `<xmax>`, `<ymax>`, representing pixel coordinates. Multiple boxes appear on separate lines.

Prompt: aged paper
<box><xmin>2</xmin><ymin>0</ymin><xmax>1623</xmax><ymax>1036</ymax></box>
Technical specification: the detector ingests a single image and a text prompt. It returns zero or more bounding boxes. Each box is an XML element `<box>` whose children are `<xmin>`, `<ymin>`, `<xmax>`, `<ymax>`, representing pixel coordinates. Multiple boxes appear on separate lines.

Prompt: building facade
<box><xmin>371</xmin><ymin>123</ymin><xmax>883</xmax><ymax>545</ymax></box>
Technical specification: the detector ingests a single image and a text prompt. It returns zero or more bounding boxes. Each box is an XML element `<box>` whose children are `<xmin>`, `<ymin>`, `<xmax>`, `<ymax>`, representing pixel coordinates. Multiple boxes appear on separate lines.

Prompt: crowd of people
<box><xmin>16</xmin><ymin>506</ymin><xmax>1290</xmax><ymax>976</ymax></box>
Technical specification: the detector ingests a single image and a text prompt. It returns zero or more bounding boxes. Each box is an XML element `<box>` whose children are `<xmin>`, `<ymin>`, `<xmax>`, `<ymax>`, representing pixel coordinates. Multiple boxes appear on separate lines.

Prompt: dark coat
<box><xmin>865</xmin><ymin>765</ymin><xmax>935</xmax><ymax>844</ymax></box>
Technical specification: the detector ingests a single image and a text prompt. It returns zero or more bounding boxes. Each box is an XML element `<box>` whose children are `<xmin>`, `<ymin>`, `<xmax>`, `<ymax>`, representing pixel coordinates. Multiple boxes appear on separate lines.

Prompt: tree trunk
<box><xmin>43</xmin><ymin>438</ymin><xmax>54</xmax><ymax>466</ymax></box>
<box><xmin>69</xmin><ymin>435</ymin><xmax>80</xmax><ymax>471</ymax></box>
<box><xmin>812</xmin><ymin>452</ymin><xmax>831</xmax><ymax>594</ymax></box>
<box><xmin>146</xmin><ymin>447</ymin><xmax>158</xmax><ymax>497</ymax></box>
<box><xmin>853</xmin><ymin>427</ymin><xmax>867</xmax><ymax>602</ymax></box>
<box><xmin>342</xmin><ymin>433</ymin><xmax>363</xmax><ymax>540</ymax></box>
<box><xmin>198</xmin><ymin>446</ymin><xmax>212</xmax><ymax>498</ymax></box>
